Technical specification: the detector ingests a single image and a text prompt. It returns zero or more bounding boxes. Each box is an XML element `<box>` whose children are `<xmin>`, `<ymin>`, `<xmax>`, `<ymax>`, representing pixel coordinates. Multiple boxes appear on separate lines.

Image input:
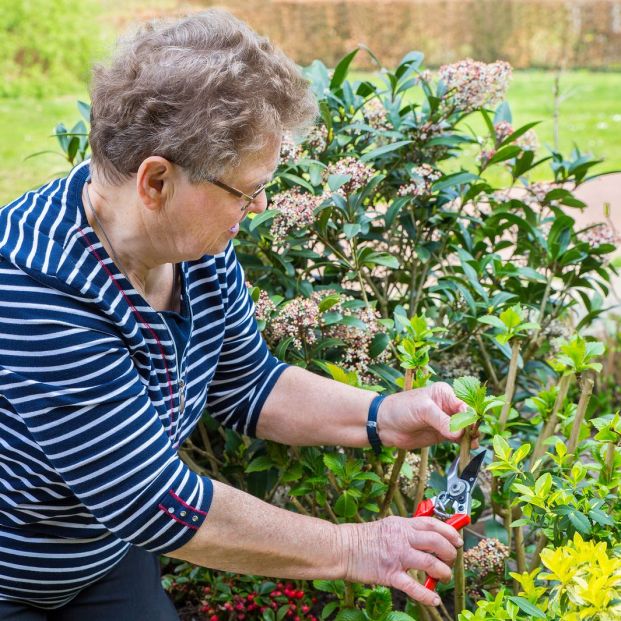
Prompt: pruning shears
<box><xmin>413</xmin><ymin>450</ymin><xmax>486</xmax><ymax>591</ymax></box>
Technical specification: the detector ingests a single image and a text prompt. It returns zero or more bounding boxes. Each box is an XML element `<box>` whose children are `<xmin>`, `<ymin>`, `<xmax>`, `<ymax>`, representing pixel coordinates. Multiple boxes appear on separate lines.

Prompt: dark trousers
<box><xmin>0</xmin><ymin>546</ymin><xmax>180</xmax><ymax>621</ymax></box>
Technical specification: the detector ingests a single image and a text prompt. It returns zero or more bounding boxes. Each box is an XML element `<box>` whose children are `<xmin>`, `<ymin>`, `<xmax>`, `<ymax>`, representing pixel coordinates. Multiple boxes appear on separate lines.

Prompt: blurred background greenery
<box><xmin>1</xmin><ymin>0</ymin><xmax>620</xmax><ymax>205</ymax></box>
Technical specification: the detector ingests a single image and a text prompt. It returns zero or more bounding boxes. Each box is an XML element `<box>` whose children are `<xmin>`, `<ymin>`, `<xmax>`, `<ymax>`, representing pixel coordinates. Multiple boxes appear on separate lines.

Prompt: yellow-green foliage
<box><xmin>0</xmin><ymin>0</ymin><xmax>103</xmax><ymax>97</ymax></box>
<box><xmin>460</xmin><ymin>534</ymin><xmax>621</xmax><ymax>619</ymax></box>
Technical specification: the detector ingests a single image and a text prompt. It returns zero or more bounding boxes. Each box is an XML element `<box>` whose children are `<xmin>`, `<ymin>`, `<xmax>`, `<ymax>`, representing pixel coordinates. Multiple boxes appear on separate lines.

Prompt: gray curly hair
<box><xmin>89</xmin><ymin>10</ymin><xmax>318</xmax><ymax>184</ymax></box>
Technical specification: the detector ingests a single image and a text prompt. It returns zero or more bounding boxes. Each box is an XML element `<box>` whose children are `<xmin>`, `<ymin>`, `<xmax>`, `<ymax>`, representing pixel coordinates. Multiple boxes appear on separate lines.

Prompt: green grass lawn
<box><xmin>1</xmin><ymin>70</ymin><xmax>620</xmax><ymax>205</ymax></box>
<box><xmin>0</xmin><ymin>94</ymin><xmax>87</xmax><ymax>205</ymax></box>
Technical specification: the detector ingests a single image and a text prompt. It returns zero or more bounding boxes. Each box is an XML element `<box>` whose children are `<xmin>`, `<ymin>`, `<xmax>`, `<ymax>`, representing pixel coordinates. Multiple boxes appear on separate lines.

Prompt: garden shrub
<box><xmin>48</xmin><ymin>48</ymin><xmax>621</xmax><ymax>621</ymax></box>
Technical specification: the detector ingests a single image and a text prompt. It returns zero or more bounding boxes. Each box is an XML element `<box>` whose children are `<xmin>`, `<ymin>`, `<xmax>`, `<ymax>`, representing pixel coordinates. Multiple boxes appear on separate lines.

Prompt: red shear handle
<box><xmin>418</xmin><ymin>513</ymin><xmax>471</xmax><ymax>591</ymax></box>
<box><xmin>414</xmin><ymin>498</ymin><xmax>435</xmax><ymax>518</ymax></box>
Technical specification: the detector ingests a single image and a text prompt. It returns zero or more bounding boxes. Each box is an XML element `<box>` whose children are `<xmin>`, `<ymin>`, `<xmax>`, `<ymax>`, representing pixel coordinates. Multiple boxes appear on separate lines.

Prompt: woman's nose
<box><xmin>248</xmin><ymin>189</ymin><xmax>268</xmax><ymax>215</ymax></box>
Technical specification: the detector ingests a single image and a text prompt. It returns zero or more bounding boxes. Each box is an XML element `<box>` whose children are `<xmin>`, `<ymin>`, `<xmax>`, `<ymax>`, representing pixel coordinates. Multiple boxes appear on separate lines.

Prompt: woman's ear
<box><xmin>136</xmin><ymin>156</ymin><xmax>175</xmax><ymax>211</ymax></box>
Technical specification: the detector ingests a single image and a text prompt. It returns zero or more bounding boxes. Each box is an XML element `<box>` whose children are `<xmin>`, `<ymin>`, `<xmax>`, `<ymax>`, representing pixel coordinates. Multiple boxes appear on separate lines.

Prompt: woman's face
<box><xmin>166</xmin><ymin>137</ymin><xmax>280</xmax><ymax>259</ymax></box>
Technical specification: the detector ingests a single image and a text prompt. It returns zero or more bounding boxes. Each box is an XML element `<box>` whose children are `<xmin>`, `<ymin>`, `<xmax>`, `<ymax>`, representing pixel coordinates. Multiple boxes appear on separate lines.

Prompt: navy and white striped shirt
<box><xmin>0</xmin><ymin>161</ymin><xmax>287</xmax><ymax>608</ymax></box>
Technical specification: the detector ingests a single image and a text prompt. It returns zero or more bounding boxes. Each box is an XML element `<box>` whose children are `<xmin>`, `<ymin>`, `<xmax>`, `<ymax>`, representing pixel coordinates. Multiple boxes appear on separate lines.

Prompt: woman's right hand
<box><xmin>338</xmin><ymin>516</ymin><xmax>463</xmax><ymax>607</ymax></box>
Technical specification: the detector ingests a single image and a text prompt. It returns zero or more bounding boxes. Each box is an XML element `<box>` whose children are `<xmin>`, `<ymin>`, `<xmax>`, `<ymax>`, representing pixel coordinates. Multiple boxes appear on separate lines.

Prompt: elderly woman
<box><xmin>0</xmin><ymin>10</ymin><xmax>470</xmax><ymax>620</ymax></box>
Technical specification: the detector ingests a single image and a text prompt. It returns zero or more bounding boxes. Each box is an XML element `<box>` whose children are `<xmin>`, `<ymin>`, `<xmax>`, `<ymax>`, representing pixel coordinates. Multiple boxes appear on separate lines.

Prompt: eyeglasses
<box><xmin>208</xmin><ymin>178</ymin><xmax>268</xmax><ymax>212</ymax></box>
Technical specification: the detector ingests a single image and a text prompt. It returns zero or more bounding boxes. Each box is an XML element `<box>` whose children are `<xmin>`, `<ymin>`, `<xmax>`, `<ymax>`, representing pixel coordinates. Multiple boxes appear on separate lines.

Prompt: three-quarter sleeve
<box><xmin>0</xmin><ymin>311</ymin><xmax>213</xmax><ymax>555</ymax></box>
<box><xmin>206</xmin><ymin>246</ymin><xmax>288</xmax><ymax>436</ymax></box>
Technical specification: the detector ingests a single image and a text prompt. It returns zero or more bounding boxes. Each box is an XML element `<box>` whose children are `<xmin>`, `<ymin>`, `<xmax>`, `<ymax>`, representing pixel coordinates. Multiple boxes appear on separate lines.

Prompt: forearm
<box><xmin>166</xmin><ymin>479</ymin><xmax>343</xmax><ymax>580</ymax></box>
<box><xmin>256</xmin><ymin>366</ymin><xmax>376</xmax><ymax>447</ymax></box>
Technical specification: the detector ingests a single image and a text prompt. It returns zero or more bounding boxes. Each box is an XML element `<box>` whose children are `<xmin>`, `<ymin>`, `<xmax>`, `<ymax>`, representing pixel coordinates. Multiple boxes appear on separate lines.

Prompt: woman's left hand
<box><xmin>378</xmin><ymin>382</ymin><xmax>479</xmax><ymax>449</ymax></box>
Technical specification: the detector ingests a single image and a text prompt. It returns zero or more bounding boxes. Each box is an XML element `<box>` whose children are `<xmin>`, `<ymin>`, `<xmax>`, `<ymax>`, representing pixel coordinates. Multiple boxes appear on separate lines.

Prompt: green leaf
<box><xmin>369</xmin><ymin>332</ymin><xmax>390</xmax><ymax>358</ymax></box>
<box><xmin>321</xmin><ymin>601</ymin><xmax>339</xmax><ymax>620</ymax></box>
<box><xmin>330</xmin><ymin>48</ymin><xmax>359</xmax><ymax>89</ymax></box>
<box><xmin>493</xmin><ymin>435</ymin><xmax>511</xmax><ymax>461</ymax></box>
<box><xmin>313</xmin><ymin>579</ymin><xmax>340</xmax><ymax>594</ymax></box>
<box><xmin>343</xmin><ymin>223</ymin><xmax>361</xmax><ymax>239</ymax></box>
<box><xmin>278</xmin><ymin>172</ymin><xmax>316</xmax><ymax>194</ymax></box>
<box><xmin>365</xmin><ymin>586</ymin><xmax>392</xmax><ymax>619</ymax></box>
<box><xmin>323</xmin><ymin>453</ymin><xmax>346</xmax><ymax>477</ymax></box>
<box><xmin>507</xmin><ymin>597</ymin><xmax>546</xmax><ymax>619</ymax></box>
<box><xmin>432</xmin><ymin>171</ymin><xmax>479</xmax><ymax>192</ymax></box>
<box><xmin>319</xmin><ymin>294</ymin><xmax>342</xmax><ymax>313</ymax></box>
<box><xmin>384</xmin><ymin>613</ymin><xmax>416</xmax><ymax>621</ymax></box>
<box><xmin>77</xmin><ymin>100</ymin><xmax>91</xmax><ymax>123</ymax></box>
<box><xmin>477</xmin><ymin>315</ymin><xmax>506</xmax><ymax>330</ymax></box>
<box><xmin>487</xmin><ymin>145</ymin><xmax>521</xmax><ymax>165</ymax></box>
<box><xmin>328</xmin><ymin>174</ymin><xmax>351</xmax><ymax>191</ymax></box>
<box><xmin>568</xmin><ymin>511</ymin><xmax>591</xmax><ymax>535</ymax></box>
<box><xmin>360</xmin><ymin>140</ymin><xmax>412</xmax><ymax>162</ymax></box>
<box><xmin>334</xmin><ymin>491</ymin><xmax>358</xmax><ymax>518</ymax></box>
<box><xmin>449</xmin><ymin>408</ymin><xmax>479</xmax><ymax>432</ymax></box>
<box><xmin>334</xmin><ymin>609</ymin><xmax>366</xmax><ymax>621</ymax></box>
<box><xmin>246</xmin><ymin>455</ymin><xmax>275</xmax><ymax>473</ymax></box>
<box><xmin>249</xmin><ymin>210</ymin><xmax>276</xmax><ymax>232</ymax></box>
<box><xmin>368</xmin><ymin>252</ymin><xmax>400</xmax><ymax>268</ymax></box>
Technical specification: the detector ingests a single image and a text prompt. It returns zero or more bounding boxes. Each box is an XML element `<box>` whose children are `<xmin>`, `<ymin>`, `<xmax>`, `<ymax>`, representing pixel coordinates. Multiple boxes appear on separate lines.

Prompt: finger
<box><xmin>405</xmin><ymin>549</ymin><xmax>453</xmax><ymax>583</ymax></box>
<box><xmin>430</xmin><ymin>381</ymin><xmax>467</xmax><ymax>415</ymax></box>
<box><xmin>424</xmin><ymin>401</ymin><xmax>463</xmax><ymax>443</ymax></box>
<box><xmin>408</xmin><ymin>530</ymin><xmax>458</xmax><ymax>564</ymax></box>
<box><xmin>411</xmin><ymin>517</ymin><xmax>464</xmax><ymax>548</ymax></box>
<box><xmin>392</xmin><ymin>571</ymin><xmax>442</xmax><ymax>607</ymax></box>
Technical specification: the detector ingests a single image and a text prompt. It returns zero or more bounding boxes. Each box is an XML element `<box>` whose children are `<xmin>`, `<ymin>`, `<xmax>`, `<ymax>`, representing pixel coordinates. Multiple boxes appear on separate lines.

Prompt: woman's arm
<box><xmin>166</xmin><ymin>480</ymin><xmax>461</xmax><ymax>607</ymax></box>
<box><xmin>256</xmin><ymin>366</ymin><xmax>467</xmax><ymax>449</ymax></box>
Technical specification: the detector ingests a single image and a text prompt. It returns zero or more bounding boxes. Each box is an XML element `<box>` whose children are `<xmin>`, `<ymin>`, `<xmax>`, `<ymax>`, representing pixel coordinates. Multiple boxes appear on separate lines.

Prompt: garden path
<box><xmin>573</xmin><ymin>173</ymin><xmax>621</xmax><ymax>310</ymax></box>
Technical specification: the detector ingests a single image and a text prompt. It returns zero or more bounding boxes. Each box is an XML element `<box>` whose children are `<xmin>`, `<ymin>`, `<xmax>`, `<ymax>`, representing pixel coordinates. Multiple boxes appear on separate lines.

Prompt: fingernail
<box><xmin>432</xmin><ymin>597</ymin><xmax>441</xmax><ymax>606</ymax></box>
<box><xmin>457</xmin><ymin>538</ymin><xmax>464</xmax><ymax>546</ymax></box>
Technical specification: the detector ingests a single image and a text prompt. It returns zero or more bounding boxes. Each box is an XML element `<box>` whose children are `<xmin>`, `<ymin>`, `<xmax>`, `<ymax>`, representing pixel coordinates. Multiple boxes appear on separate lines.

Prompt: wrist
<box><xmin>335</xmin><ymin>522</ymin><xmax>361</xmax><ymax>583</ymax></box>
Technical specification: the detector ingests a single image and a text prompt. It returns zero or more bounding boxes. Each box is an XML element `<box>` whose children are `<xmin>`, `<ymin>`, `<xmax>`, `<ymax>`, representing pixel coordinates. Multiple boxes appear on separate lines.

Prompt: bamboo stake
<box><xmin>528</xmin><ymin>531</ymin><xmax>548</xmax><ymax>573</ymax></box>
<box><xmin>605</xmin><ymin>441</ymin><xmax>617</xmax><ymax>484</ymax></box>
<box><xmin>513</xmin><ymin>523</ymin><xmax>527</xmax><ymax>586</ymax></box>
<box><xmin>475</xmin><ymin>334</ymin><xmax>500</xmax><ymax>391</ymax></box>
<box><xmin>453</xmin><ymin>430</ymin><xmax>471</xmax><ymax>618</ymax></box>
<box><xmin>498</xmin><ymin>341</ymin><xmax>521</xmax><ymax>430</ymax></box>
<box><xmin>567</xmin><ymin>374</ymin><xmax>594</xmax><ymax>454</ymax></box>
<box><xmin>413</xmin><ymin>447</ymin><xmax>429</xmax><ymax>509</ymax></box>
<box><xmin>530</xmin><ymin>374</ymin><xmax>572</xmax><ymax>466</ymax></box>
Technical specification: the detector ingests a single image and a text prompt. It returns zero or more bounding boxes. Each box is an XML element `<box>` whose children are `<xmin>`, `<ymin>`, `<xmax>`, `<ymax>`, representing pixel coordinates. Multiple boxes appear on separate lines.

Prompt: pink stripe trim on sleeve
<box><xmin>168</xmin><ymin>489</ymin><xmax>209</xmax><ymax>516</ymax></box>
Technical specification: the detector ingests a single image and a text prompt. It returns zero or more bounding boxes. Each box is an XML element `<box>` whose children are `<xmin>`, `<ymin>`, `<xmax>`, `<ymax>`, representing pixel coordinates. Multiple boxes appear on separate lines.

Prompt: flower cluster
<box><xmin>464</xmin><ymin>538</ymin><xmax>509</xmax><ymax>577</ymax></box>
<box><xmin>270</xmin><ymin>188</ymin><xmax>322</xmax><ymax>243</ymax></box>
<box><xmin>398</xmin><ymin>450</ymin><xmax>432</xmax><ymax>499</ymax></box>
<box><xmin>262</xmin><ymin>290</ymin><xmax>387</xmax><ymax>380</ymax></box>
<box><xmin>322</xmin><ymin>296</ymin><xmax>388</xmax><ymax>381</ymax></box>
<box><xmin>477</xmin><ymin>148</ymin><xmax>496</xmax><ymax>166</ymax></box>
<box><xmin>253</xmin><ymin>289</ymin><xmax>277</xmax><ymax>325</ymax></box>
<box><xmin>325</xmin><ymin>157</ymin><xmax>375</xmax><ymax>196</ymax></box>
<box><xmin>266</xmin><ymin>296</ymin><xmax>320</xmax><ymax>350</ymax></box>
<box><xmin>438</xmin><ymin>59</ymin><xmax>512</xmax><ymax>113</ymax></box>
<box><xmin>494</xmin><ymin>121</ymin><xmax>513</xmax><ymax>143</ymax></box>
<box><xmin>280</xmin><ymin>133</ymin><xmax>303</xmax><ymax>163</ymax></box>
<box><xmin>493</xmin><ymin>121</ymin><xmax>539</xmax><ymax>152</ymax></box>
<box><xmin>397</xmin><ymin>164</ymin><xmax>441</xmax><ymax>198</ymax></box>
<box><xmin>524</xmin><ymin>181</ymin><xmax>557</xmax><ymax>205</ymax></box>
<box><xmin>432</xmin><ymin>351</ymin><xmax>484</xmax><ymax>382</ymax></box>
<box><xmin>302</xmin><ymin>124</ymin><xmax>328</xmax><ymax>153</ymax></box>
<box><xmin>580</xmin><ymin>222</ymin><xmax>620</xmax><ymax>248</ymax></box>
<box><xmin>363</xmin><ymin>98</ymin><xmax>390</xmax><ymax>131</ymax></box>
